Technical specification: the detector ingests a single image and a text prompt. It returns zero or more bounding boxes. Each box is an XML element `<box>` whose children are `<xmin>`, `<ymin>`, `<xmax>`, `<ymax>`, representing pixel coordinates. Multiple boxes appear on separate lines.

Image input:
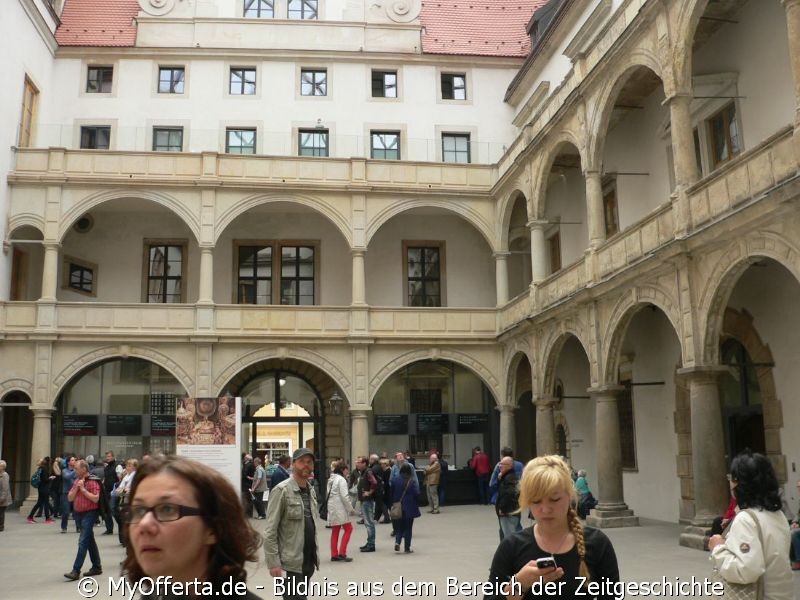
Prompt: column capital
<box><xmin>534</xmin><ymin>395</ymin><xmax>559</xmax><ymax>409</ymax></box>
<box><xmin>199</xmin><ymin>245</ymin><xmax>215</xmax><ymax>252</ymax></box>
<box><xmin>349</xmin><ymin>407</ymin><xmax>372</xmax><ymax>418</ymax></box>
<box><xmin>587</xmin><ymin>384</ymin><xmax>625</xmax><ymax>398</ymax></box>
<box><xmin>583</xmin><ymin>169</ymin><xmax>602</xmax><ymax>179</ymax></box>
<box><xmin>527</xmin><ymin>219</ymin><xmax>549</xmax><ymax>231</ymax></box>
<box><xmin>30</xmin><ymin>407</ymin><xmax>55</xmax><ymax>417</ymax></box>
<box><xmin>351</xmin><ymin>248</ymin><xmax>367</xmax><ymax>258</ymax></box>
<box><xmin>676</xmin><ymin>365</ymin><xmax>731</xmax><ymax>383</ymax></box>
<box><xmin>493</xmin><ymin>251</ymin><xmax>511</xmax><ymax>260</ymax></box>
<box><xmin>663</xmin><ymin>91</ymin><xmax>693</xmax><ymax>104</ymax></box>
<box><xmin>496</xmin><ymin>403</ymin><xmax>516</xmax><ymax>415</ymax></box>
<box><xmin>43</xmin><ymin>241</ymin><xmax>61</xmax><ymax>250</ymax></box>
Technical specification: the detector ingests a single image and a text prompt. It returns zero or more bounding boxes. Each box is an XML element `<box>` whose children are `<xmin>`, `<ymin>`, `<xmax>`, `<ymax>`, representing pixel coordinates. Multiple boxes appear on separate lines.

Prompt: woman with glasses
<box><xmin>121</xmin><ymin>455</ymin><xmax>262</xmax><ymax>598</ymax></box>
<box><xmin>708</xmin><ymin>451</ymin><xmax>792</xmax><ymax>600</ymax></box>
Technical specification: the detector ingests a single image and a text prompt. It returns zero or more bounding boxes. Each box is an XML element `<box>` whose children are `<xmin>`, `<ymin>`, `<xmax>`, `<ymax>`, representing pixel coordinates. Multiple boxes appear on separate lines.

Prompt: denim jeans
<box><xmin>61</xmin><ymin>496</ymin><xmax>74</xmax><ymax>531</ymax></box>
<box><xmin>476</xmin><ymin>475</ymin><xmax>489</xmax><ymax>504</ymax></box>
<box><xmin>395</xmin><ymin>515</ymin><xmax>414</xmax><ymax>551</ymax></box>
<box><xmin>361</xmin><ymin>499</ymin><xmax>376</xmax><ymax>546</ymax></box>
<box><xmin>72</xmin><ymin>510</ymin><xmax>101</xmax><ymax>572</ymax></box>
<box><xmin>498</xmin><ymin>514</ymin><xmax>522</xmax><ymax>540</ymax></box>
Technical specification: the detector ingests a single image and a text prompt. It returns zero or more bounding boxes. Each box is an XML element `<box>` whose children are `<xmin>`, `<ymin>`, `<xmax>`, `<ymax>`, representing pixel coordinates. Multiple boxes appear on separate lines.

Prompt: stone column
<box><xmin>351</xmin><ymin>249</ymin><xmax>367</xmax><ymax>306</ymax></box>
<box><xmin>534</xmin><ymin>396</ymin><xmax>556</xmax><ymax>456</ymax></box>
<box><xmin>584</xmin><ymin>171</ymin><xmax>605</xmax><ymax>248</ymax></box>
<box><xmin>498</xmin><ymin>404</ymin><xmax>516</xmax><ymax>450</ymax></box>
<box><xmin>40</xmin><ymin>243</ymin><xmax>60</xmax><ymax>301</ymax></box>
<box><xmin>494</xmin><ymin>252</ymin><xmax>510</xmax><ymax>306</ymax></box>
<box><xmin>21</xmin><ymin>407</ymin><xmax>53</xmax><ymax>511</ymax></box>
<box><xmin>667</xmin><ymin>93</ymin><xmax>700</xmax><ymax>235</ymax></box>
<box><xmin>198</xmin><ymin>247</ymin><xmax>214</xmax><ymax>304</ymax></box>
<box><xmin>678</xmin><ymin>366</ymin><xmax>729</xmax><ymax>525</ymax></box>
<box><xmin>528</xmin><ymin>220</ymin><xmax>548</xmax><ymax>283</ymax></box>
<box><xmin>784</xmin><ymin>0</ymin><xmax>800</xmax><ymax>161</ymax></box>
<box><xmin>350</xmin><ymin>408</ymin><xmax>370</xmax><ymax>464</ymax></box>
<box><xmin>585</xmin><ymin>386</ymin><xmax>638</xmax><ymax>527</ymax></box>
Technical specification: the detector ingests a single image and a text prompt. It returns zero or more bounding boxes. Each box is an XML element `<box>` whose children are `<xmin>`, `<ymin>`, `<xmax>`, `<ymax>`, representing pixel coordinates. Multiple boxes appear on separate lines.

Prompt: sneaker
<box><xmin>394</xmin><ymin>544</ymin><xmax>400</xmax><ymax>552</ymax></box>
<box><xmin>359</xmin><ymin>545</ymin><xmax>375</xmax><ymax>552</ymax></box>
<box><xmin>339</xmin><ymin>555</ymin><xmax>353</xmax><ymax>562</ymax></box>
<box><xmin>26</xmin><ymin>517</ymin><xmax>36</xmax><ymax>523</ymax></box>
<box><xmin>83</xmin><ymin>567</ymin><xmax>103</xmax><ymax>577</ymax></box>
<box><xmin>331</xmin><ymin>556</ymin><xmax>342</xmax><ymax>562</ymax></box>
<box><xmin>102</xmin><ymin>530</ymin><xmax>114</xmax><ymax>535</ymax></box>
<box><xmin>404</xmin><ymin>548</ymin><xmax>414</xmax><ymax>554</ymax></box>
<box><xmin>63</xmin><ymin>570</ymin><xmax>80</xmax><ymax>581</ymax></box>
<box><xmin>431</xmin><ymin>510</ymin><xmax>440</xmax><ymax>514</ymax></box>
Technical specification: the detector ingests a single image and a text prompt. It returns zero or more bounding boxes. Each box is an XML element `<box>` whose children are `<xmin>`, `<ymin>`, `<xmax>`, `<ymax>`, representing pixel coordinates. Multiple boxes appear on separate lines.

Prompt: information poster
<box><xmin>176</xmin><ymin>396</ymin><xmax>241</xmax><ymax>491</ymax></box>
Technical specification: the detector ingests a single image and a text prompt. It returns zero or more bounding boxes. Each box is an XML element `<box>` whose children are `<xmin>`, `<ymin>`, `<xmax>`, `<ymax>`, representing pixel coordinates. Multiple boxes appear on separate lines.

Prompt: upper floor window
<box><xmin>280</xmin><ymin>245</ymin><xmax>315</xmax><ymax>305</ymax></box>
<box><xmin>86</xmin><ymin>66</ymin><xmax>113</xmax><ymax>93</ymax></box>
<box><xmin>80</xmin><ymin>126</ymin><xmax>111</xmax><ymax>150</ymax></box>
<box><xmin>19</xmin><ymin>76</ymin><xmax>38</xmax><ymax>147</ymax></box>
<box><xmin>442</xmin><ymin>133</ymin><xmax>470</xmax><ymax>163</ymax></box>
<box><xmin>300</xmin><ymin>69</ymin><xmax>327</xmax><ymax>96</ymax></box>
<box><xmin>707</xmin><ymin>102</ymin><xmax>741</xmax><ymax>168</ymax></box>
<box><xmin>237</xmin><ymin>245</ymin><xmax>273</xmax><ymax>304</ymax></box>
<box><xmin>244</xmin><ymin>0</ymin><xmax>273</xmax><ymax>17</ymax></box>
<box><xmin>235</xmin><ymin>242</ymin><xmax>317</xmax><ymax>305</ymax></box>
<box><xmin>226</xmin><ymin>128</ymin><xmax>257</xmax><ymax>154</ymax></box>
<box><xmin>153</xmin><ymin>127</ymin><xmax>184</xmax><ymax>152</ymax></box>
<box><xmin>288</xmin><ymin>0</ymin><xmax>318</xmax><ymax>20</ymax></box>
<box><xmin>158</xmin><ymin>67</ymin><xmax>185</xmax><ymax>94</ymax></box>
<box><xmin>298</xmin><ymin>129</ymin><xmax>329</xmax><ymax>157</ymax></box>
<box><xmin>602</xmin><ymin>177</ymin><xmax>619</xmax><ymax>237</ymax></box>
<box><xmin>145</xmin><ymin>242</ymin><xmax>186</xmax><ymax>303</ymax></box>
<box><xmin>230</xmin><ymin>68</ymin><xmax>257</xmax><ymax>95</ymax></box>
<box><xmin>371</xmin><ymin>131</ymin><xmax>400</xmax><ymax>160</ymax></box>
<box><xmin>441</xmin><ymin>73</ymin><xmax>466</xmax><ymax>100</ymax></box>
<box><xmin>405</xmin><ymin>243</ymin><xmax>443</xmax><ymax>307</ymax></box>
<box><xmin>63</xmin><ymin>257</ymin><xmax>97</xmax><ymax>297</ymax></box>
<box><xmin>371</xmin><ymin>70</ymin><xmax>397</xmax><ymax>98</ymax></box>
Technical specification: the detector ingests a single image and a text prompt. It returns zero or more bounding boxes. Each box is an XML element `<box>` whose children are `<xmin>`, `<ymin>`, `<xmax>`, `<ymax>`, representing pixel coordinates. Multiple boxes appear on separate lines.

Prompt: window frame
<box><xmin>602</xmin><ymin>176</ymin><xmax>619</xmax><ymax>237</ymax></box>
<box><xmin>62</xmin><ymin>255</ymin><xmax>98</xmax><ymax>297</ymax></box>
<box><xmin>547</xmin><ymin>230</ymin><xmax>561</xmax><ymax>274</ymax></box>
<box><xmin>235</xmin><ymin>242</ymin><xmax>274</xmax><ymax>305</ymax></box>
<box><xmin>370</xmin><ymin>130</ymin><xmax>401</xmax><ymax>160</ymax></box>
<box><xmin>232</xmin><ymin>239</ymin><xmax>320</xmax><ymax>305</ymax></box>
<box><xmin>441</xmin><ymin>132</ymin><xmax>471</xmax><ymax>164</ymax></box>
<box><xmin>706</xmin><ymin>101</ymin><xmax>741</xmax><ymax>169</ymax></box>
<box><xmin>371</xmin><ymin>70</ymin><xmax>398</xmax><ymax>99</ymax></box>
<box><xmin>440</xmin><ymin>72</ymin><xmax>467</xmax><ymax>101</ymax></box>
<box><xmin>152</xmin><ymin>127</ymin><xmax>184</xmax><ymax>152</ymax></box>
<box><xmin>297</xmin><ymin>128</ymin><xmax>329</xmax><ymax>157</ymax></box>
<box><xmin>402</xmin><ymin>240</ymin><xmax>446</xmax><ymax>307</ymax></box>
<box><xmin>288</xmin><ymin>0</ymin><xmax>318</xmax><ymax>20</ymax></box>
<box><xmin>300</xmin><ymin>68</ymin><xmax>327</xmax><ymax>97</ymax></box>
<box><xmin>243</xmin><ymin>0</ymin><xmax>274</xmax><ymax>17</ymax></box>
<box><xmin>157</xmin><ymin>66</ymin><xmax>185</xmax><ymax>94</ymax></box>
<box><xmin>19</xmin><ymin>75</ymin><xmax>39</xmax><ymax>147</ymax></box>
<box><xmin>79</xmin><ymin>125</ymin><xmax>112</xmax><ymax>150</ymax></box>
<box><xmin>229</xmin><ymin>67</ymin><xmax>257</xmax><ymax>96</ymax></box>
<box><xmin>86</xmin><ymin>65</ymin><xmax>114</xmax><ymax>94</ymax></box>
<box><xmin>279</xmin><ymin>244</ymin><xmax>316</xmax><ymax>306</ymax></box>
<box><xmin>142</xmin><ymin>240</ymin><xmax>188</xmax><ymax>304</ymax></box>
<box><xmin>225</xmin><ymin>127</ymin><xmax>258</xmax><ymax>154</ymax></box>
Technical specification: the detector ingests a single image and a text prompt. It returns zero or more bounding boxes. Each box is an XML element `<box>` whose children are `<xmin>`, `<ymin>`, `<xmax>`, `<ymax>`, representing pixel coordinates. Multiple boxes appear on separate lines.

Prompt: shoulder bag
<box><xmin>389</xmin><ymin>479</ymin><xmax>411</xmax><ymax>520</ymax></box>
<box><xmin>710</xmin><ymin>508</ymin><xmax>764</xmax><ymax>600</ymax></box>
<box><xmin>318</xmin><ymin>480</ymin><xmax>331</xmax><ymax>521</ymax></box>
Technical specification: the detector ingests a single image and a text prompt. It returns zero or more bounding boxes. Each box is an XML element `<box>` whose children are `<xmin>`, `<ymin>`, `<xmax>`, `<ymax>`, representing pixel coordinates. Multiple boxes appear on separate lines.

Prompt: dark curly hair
<box><xmin>729</xmin><ymin>450</ymin><xmax>782</xmax><ymax>511</ymax></box>
<box><xmin>122</xmin><ymin>455</ymin><xmax>261</xmax><ymax>589</ymax></box>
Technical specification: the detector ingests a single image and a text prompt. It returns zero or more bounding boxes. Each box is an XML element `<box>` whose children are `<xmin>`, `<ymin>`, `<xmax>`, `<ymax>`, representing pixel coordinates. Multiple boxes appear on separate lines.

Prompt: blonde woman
<box><xmin>485</xmin><ymin>455</ymin><xmax>619</xmax><ymax>600</ymax></box>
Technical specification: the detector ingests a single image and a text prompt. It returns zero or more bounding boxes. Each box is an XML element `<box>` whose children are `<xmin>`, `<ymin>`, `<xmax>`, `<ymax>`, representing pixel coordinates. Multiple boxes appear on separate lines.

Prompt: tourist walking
<box><xmin>326</xmin><ymin>463</ymin><xmax>355</xmax><ymax>562</ymax></box>
<box><xmin>250</xmin><ymin>457</ymin><xmax>267</xmax><ymax>519</ymax></box>
<box><xmin>60</xmin><ymin>455</ymin><xmax>77</xmax><ymax>533</ymax></box>
<box><xmin>27</xmin><ymin>457</ymin><xmax>54</xmax><ymax>523</ymax></box>
<box><xmin>425</xmin><ymin>453</ymin><xmax>441</xmax><ymax>514</ymax></box>
<box><xmin>390</xmin><ymin>463</ymin><xmax>421</xmax><ymax>553</ymax></box>
<box><xmin>101</xmin><ymin>451</ymin><xmax>118</xmax><ymax>534</ymax></box>
<box><xmin>0</xmin><ymin>460</ymin><xmax>12</xmax><ymax>532</ymax></box>
<box><xmin>470</xmin><ymin>446</ymin><xmax>491</xmax><ymax>505</ymax></box>
<box><xmin>355</xmin><ymin>456</ymin><xmax>378</xmax><ymax>552</ymax></box>
<box><xmin>495</xmin><ymin>456</ymin><xmax>522</xmax><ymax>540</ymax></box>
<box><xmin>63</xmin><ymin>459</ymin><xmax>103</xmax><ymax>581</ymax></box>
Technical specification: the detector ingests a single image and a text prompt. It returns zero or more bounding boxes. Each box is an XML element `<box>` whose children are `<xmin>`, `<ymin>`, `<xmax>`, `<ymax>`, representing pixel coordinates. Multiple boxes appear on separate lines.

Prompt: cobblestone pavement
<box><xmin>1</xmin><ymin>505</ymin><xmax>798</xmax><ymax>599</ymax></box>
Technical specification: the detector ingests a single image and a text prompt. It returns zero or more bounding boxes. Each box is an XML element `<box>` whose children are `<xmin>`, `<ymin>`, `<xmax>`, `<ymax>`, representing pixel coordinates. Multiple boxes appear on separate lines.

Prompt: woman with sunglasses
<box><xmin>121</xmin><ymin>455</ymin><xmax>263</xmax><ymax>598</ymax></box>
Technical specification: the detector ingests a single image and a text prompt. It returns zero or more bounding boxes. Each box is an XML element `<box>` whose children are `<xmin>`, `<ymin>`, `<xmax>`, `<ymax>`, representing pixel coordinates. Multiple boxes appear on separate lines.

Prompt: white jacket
<box><xmin>325</xmin><ymin>473</ymin><xmax>352</xmax><ymax>527</ymax></box>
<box><xmin>710</xmin><ymin>508</ymin><xmax>792</xmax><ymax>600</ymax></box>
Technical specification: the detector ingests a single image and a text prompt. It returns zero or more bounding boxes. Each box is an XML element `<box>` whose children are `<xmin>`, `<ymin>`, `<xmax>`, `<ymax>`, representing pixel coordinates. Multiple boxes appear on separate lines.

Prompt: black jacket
<box><xmin>494</xmin><ymin>470</ymin><xmax>519</xmax><ymax>516</ymax></box>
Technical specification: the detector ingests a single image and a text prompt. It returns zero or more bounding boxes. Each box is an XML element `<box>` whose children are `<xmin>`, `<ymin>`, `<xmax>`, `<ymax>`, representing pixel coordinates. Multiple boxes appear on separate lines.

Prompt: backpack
<box><xmin>88</xmin><ymin>476</ymin><xmax>110</xmax><ymax>520</ymax></box>
<box><xmin>30</xmin><ymin>468</ymin><xmax>42</xmax><ymax>489</ymax></box>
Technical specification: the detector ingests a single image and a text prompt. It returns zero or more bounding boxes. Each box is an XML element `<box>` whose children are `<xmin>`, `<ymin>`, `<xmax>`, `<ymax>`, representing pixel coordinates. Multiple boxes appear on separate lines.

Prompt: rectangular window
<box><xmin>371</xmin><ymin>131</ymin><xmax>400</xmax><ymax>160</ymax></box>
<box><xmin>243</xmin><ymin>0</ymin><xmax>273</xmax><ymax>17</ymax></box>
<box><xmin>280</xmin><ymin>245</ymin><xmax>315</xmax><ymax>305</ymax></box>
<box><xmin>19</xmin><ymin>76</ymin><xmax>38</xmax><ymax>147</ymax></box>
<box><xmin>300</xmin><ymin>69</ymin><xmax>327</xmax><ymax>96</ymax></box>
<box><xmin>158</xmin><ymin>67</ymin><xmax>185</xmax><ymax>94</ymax></box>
<box><xmin>298</xmin><ymin>129</ymin><xmax>329</xmax><ymax>157</ymax></box>
<box><xmin>66</xmin><ymin>261</ymin><xmax>95</xmax><ymax>295</ymax></box>
<box><xmin>441</xmin><ymin>73</ymin><xmax>466</xmax><ymax>100</ymax></box>
<box><xmin>152</xmin><ymin>127</ymin><xmax>183</xmax><ymax>152</ymax></box>
<box><xmin>288</xmin><ymin>0</ymin><xmax>318</xmax><ymax>19</ymax></box>
<box><xmin>406</xmin><ymin>245</ymin><xmax>441</xmax><ymax>307</ymax></box>
<box><xmin>226</xmin><ymin>128</ymin><xmax>257</xmax><ymax>154</ymax></box>
<box><xmin>693</xmin><ymin>128</ymin><xmax>703</xmax><ymax>176</ymax></box>
<box><xmin>442</xmin><ymin>133</ymin><xmax>470</xmax><ymax>163</ymax></box>
<box><xmin>237</xmin><ymin>245</ymin><xmax>272</xmax><ymax>304</ymax></box>
<box><xmin>80</xmin><ymin>126</ymin><xmax>111</xmax><ymax>150</ymax></box>
<box><xmin>86</xmin><ymin>66</ymin><xmax>113</xmax><ymax>93</ymax></box>
<box><xmin>707</xmin><ymin>102</ymin><xmax>741</xmax><ymax>168</ymax></box>
<box><xmin>229</xmin><ymin>67</ymin><xmax>256</xmax><ymax>95</ymax></box>
<box><xmin>371</xmin><ymin>70</ymin><xmax>397</xmax><ymax>98</ymax></box>
<box><xmin>618</xmin><ymin>381</ymin><xmax>636</xmax><ymax>470</ymax></box>
<box><xmin>548</xmin><ymin>231</ymin><xmax>561</xmax><ymax>273</ymax></box>
<box><xmin>145</xmin><ymin>242</ymin><xmax>185</xmax><ymax>303</ymax></box>
<box><xmin>602</xmin><ymin>178</ymin><xmax>619</xmax><ymax>237</ymax></box>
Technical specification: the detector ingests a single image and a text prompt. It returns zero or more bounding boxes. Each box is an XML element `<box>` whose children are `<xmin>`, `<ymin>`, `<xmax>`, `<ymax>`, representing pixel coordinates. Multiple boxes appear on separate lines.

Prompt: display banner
<box><xmin>175</xmin><ymin>396</ymin><xmax>241</xmax><ymax>492</ymax></box>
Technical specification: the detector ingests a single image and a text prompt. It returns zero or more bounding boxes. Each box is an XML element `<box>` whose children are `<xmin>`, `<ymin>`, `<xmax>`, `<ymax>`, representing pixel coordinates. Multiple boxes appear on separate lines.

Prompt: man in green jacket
<box><xmin>264</xmin><ymin>448</ymin><xmax>319</xmax><ymax>600</ymax></box>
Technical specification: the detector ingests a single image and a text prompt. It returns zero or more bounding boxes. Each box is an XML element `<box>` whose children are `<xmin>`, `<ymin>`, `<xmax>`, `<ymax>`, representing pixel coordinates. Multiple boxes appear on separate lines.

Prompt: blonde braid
<box><xmin>568</xmin><ymin>507</ymin><xmax>590</xmax><ymax>579</ymax></box>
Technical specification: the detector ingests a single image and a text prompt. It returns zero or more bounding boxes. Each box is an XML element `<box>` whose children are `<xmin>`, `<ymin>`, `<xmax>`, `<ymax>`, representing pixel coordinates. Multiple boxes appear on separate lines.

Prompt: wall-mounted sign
<box><xmin>456</xmin><ymin>413</ymin><xmax>489</xmax><ymax>434</ymax></box>
<box><xmin>374</xmin><ymin>415</ymin><xmax>408</xmax><ymax>435</ymax></box>
<box><xmin>63</xmin><ymin>415</ymin><xmax>98</xmax><ymax>436</ymax></box>
<box><xmin>150</xmin><ymin>414</ymin><xmax>176</xmax><ymax>437</ymax></box>
<box><xmin>417</xmin><ymin>413</ymin><xmax>448</xmax><ymax>434</ymax></box>
<box><xmin>106</xmin><ymin>415</ymin><xmax>142</xmax><ymax>436</ymax></box>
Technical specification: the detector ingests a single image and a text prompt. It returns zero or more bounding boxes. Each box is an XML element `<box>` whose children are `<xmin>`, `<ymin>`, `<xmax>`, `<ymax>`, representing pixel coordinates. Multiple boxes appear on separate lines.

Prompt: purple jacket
<box><xmin>390</xmin><ymin>474</ymin><xmax>421</xmax><ymax>519</ymax></box>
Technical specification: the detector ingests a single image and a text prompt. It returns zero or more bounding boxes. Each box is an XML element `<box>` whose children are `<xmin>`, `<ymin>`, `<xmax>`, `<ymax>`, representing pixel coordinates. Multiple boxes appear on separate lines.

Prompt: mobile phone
<box><xmin>536</xmin><ymin>557</ymin><xmax>557</xmax><ymax>569</ymax></box>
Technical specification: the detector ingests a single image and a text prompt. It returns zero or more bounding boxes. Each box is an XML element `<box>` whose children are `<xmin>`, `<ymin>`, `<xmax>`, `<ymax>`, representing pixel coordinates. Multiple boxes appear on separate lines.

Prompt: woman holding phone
<box><xmin>484</xmin><ymin>455</ymin><xmax>619</xmax><ymax>600</ymax></box>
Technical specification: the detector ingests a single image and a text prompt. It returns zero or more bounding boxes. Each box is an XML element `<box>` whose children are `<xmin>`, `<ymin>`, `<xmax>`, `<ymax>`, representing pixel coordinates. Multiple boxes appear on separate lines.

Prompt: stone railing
<box><xmin>498</xmin><ymin>290</ymin><xmax>533</xmax><ymax>332</ymax></box>
<box><xmin>536</xmin><ymin>257</ymin><xmax>588</xmax><ymax>309</ymax></box>
<box><xmin>368</xmin><ymin>307</ymin><xmax>497</xmax><ymax>337</ymax></box>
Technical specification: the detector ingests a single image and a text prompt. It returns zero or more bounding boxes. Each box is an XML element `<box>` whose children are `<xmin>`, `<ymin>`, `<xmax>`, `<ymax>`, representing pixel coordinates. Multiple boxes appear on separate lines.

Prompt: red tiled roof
<box><xmin>421</xmin><ymin>0</ymin><xmax>547</xmax><ymax>58</ymax></box>
<box><xmin>55</xmin><ymin>0</ymin><xmax>139</xmax><ymax>47</ymax></box>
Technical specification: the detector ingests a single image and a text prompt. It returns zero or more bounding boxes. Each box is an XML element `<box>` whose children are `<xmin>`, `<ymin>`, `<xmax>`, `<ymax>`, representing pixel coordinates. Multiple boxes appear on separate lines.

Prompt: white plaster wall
<box><xmin>619</xmin><ymin>308</ymin><xmax>682</xmax><ymax>522</ymax></box>
<box><xmin>691</xmin><ymin>0</ymin><xmax>795</xmax><ymax>148</ymax></box>
<box><xmin>0</xmin><ymin>1</ymin><xmax>56</xmax><ymax>300</ymax></box>
<box><xmin>727</xmin><ymin>262</ymin><xmax>800</xmax><ymax>506</ymax></box>
<box><xmin>364</xmin><ymin>213</ymin><xmax>496</xmax><ymax>307</ymax></box>
<box><xmin>602</xmin><ymin>84</ymin><xmax>672</xmax><ymax>230</ymax></box>
<box><xmin>554</xmin><ymin>337</ymin><xmax>595</xmax><ymax>482</ymax></box>
<box><xmin>543</xmin><ymin>169</ymin><xmax>588</xmax><ymax>267</ymax></box>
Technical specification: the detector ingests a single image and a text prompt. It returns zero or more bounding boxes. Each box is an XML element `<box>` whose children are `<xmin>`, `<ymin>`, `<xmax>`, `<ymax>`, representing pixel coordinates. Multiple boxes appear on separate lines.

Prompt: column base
<box><xmin>679</xmin><ymin>525</ymin><xmax>710</xmax><ymax>551</ymax></box>
<box><xmin>585</xmin><ymin>506</ymin><xmax>639</xmax><ymax>528</ymax></box>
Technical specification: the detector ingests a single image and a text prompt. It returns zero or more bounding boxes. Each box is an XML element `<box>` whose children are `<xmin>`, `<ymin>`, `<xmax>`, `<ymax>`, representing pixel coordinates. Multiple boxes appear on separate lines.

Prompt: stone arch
<box><xmin>0</xmin><ymin>378</ymin><xmax>34</xmax><ymax>401</ymax></box>
<box><xmin>700</xmin><ymin>232</ymin><xmax>800</xmax><ymax>364</ymax></box>
<box><xmin>587</xmin><ymin>56</ymin><xmax>666</xmax><ymax>170</ymax></box>
<box><xmin>673</xmin><ymin>0</ymin><xmax>712</xmax><ymax>90</ymax></box>
<box><xmin>50</xmin><ymin>346</ymin><xmax>194</xmax><ymax>406</ymax></box>
<box><xmin>532</xmin><ymin>134</ymin><xmax>586</xmax><ymax>220</ymax></box>
<box><xmin>6</xmin><ymin>219</ymin><xmax>45</xmax><ymax>241</ymax></box>
<box><xmin>539</xmin><ymin>322</ymin><xmax>594</xmax><ymax>398</ymax></box>
<box><xmin>602</xmin><ymin>285</ymin><xmax>684</xmax><ymax>383</ymax></box>
<box><xmin>59</xmin><ymin>189</ymin><xmax>200</xmax><ymax>243</ymax></box>
<box><xmin>497</xmin><ymin>188</ymin><xmax>530</xmax><ymax>251</ymax></box>
<box><xmin>368</xmin><ymin>348</ymin><xmax>500</xmax><ymax>406</ymax></box>
<box><xmin>504</xmin><ymin>345</ymin><xmax>533</xmax><ymax>407</ymax></box>
<box><xmin>216</xmin><ymin>192</ymin><xmax>352</xmax><ymax>246</ymax></box>
<box><xmin>213</xmin><ymin>347</ymin><xmax>352</xmax><ymax>403</ymax></box>
<box><xmin>554</xmin><ymin>413</ymin><xmax>570</xmax><ymax>461</ymax></box>
<box><xmin>366</xmin><ymin>199</ymin><xmax>495</xmax><ymax>251</ymax></box>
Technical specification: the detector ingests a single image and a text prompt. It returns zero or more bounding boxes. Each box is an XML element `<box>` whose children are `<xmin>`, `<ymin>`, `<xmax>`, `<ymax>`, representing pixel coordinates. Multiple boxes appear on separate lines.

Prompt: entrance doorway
<box><xmin>0</xmin><ymin>392</ymin><xmax>33</xmax><ymax>506</ymax></box>
<box><xmin>720</xmin><ymin>338</ymin><xmax>765</xmax><ymax>463</ymax></box>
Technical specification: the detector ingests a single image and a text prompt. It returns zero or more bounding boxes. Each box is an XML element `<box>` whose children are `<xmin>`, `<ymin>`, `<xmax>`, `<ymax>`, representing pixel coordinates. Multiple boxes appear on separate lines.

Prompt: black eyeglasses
<box><xmin>122</xmin><ymin>503</ymin><xmax>206</xmax><ymax>524</ymax></box>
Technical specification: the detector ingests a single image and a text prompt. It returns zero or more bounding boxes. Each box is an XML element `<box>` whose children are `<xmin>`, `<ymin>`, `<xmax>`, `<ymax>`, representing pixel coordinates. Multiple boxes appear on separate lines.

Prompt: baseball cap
<box><xmin>292</xmin><ymin>448</ymin><xmax>315</xmax><ymax>461</ymax></box>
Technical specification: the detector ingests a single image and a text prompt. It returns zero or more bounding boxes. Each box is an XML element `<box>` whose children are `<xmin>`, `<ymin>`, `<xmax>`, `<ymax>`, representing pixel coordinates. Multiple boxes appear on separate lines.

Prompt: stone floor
<box><xmin>1</xmin><ymin>505</ymin><xmax>798</xmax><ymax>599</ymax></box>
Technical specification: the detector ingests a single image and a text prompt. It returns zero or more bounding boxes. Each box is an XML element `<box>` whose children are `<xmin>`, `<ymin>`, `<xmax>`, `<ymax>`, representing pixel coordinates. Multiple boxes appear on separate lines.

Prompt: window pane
<box><xmin>256</xmin><ymin>280</ymin><xmax>271</xmax><ymax>304</ymax></box>
<box><xmin>298</xmin><ymin>280</ymin><xmax>314</xmax><ymax>304</ymax></box>
<box><xmin>407</xmin><ymin>248</ymin><xmax>422</xmax><ymax>277</ymax></box>
<box><xmin>255</xmin><ymin>247</ymin><xmax>272</xmax><ymax>277</ymax></box>
<box><xmin>281</xmin><ymin>280</ymin><xmax>297</xmax><ymax>304</ymax></box>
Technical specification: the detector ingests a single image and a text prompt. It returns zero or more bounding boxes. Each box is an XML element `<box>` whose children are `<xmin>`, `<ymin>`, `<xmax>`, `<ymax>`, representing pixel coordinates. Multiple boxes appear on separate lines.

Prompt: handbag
<box><xmin>710</xmin><ymin>509</ymin><xmax>764</xmax><ymax>600</ymax></box>
<box><xmin>390</xmin><ymin>479</ymin><xmax>411</xmax><ymax>520</ymax></box>
<box><xmin>318</xmin><ymin>482</ymin><xmax>331</xmax><ymax>521</ymax></box>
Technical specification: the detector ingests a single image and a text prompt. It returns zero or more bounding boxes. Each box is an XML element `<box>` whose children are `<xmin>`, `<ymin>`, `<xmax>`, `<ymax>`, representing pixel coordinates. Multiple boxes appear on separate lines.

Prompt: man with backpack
<box><xmin>354</xmin><ymin>456</ymin><xmax>378</xmax><ymax>552</ymax></box>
